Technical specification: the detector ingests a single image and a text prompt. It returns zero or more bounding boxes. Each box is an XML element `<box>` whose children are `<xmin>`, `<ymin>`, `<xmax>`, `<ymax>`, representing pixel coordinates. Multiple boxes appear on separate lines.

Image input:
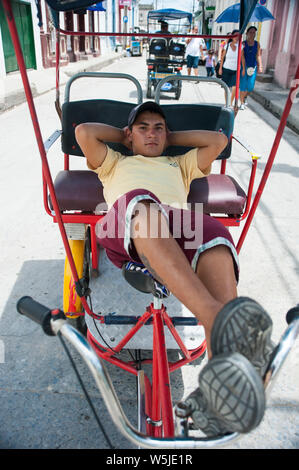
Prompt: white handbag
<box><xmin>247</xmin><ymin>67</ymin><xmax>256</xmax><ymax>76</ymax></box>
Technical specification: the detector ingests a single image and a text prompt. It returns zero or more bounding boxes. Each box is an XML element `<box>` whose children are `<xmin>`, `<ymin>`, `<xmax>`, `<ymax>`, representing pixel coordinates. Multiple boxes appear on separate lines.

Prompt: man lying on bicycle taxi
<box><xmin>75</xmin><ymin>101</ymin><xmax>274</xmax><ymax>437</ymax></box>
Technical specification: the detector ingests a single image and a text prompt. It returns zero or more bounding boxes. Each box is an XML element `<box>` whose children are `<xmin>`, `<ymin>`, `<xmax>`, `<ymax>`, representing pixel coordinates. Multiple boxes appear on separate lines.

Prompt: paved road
<box><xmin>0</xmin><ymin>54</ymin><xmax>298</xmax><ymax>450</ymax></box>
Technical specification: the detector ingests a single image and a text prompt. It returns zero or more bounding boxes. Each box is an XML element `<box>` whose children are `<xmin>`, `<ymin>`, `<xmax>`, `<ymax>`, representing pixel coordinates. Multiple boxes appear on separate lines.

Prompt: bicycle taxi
<box><xmin>3</xmin><ymin>0</ymin><xmax>299</xmax><ymax>449</ymax></box>
<box><xmin>146</xmin><ymin>8</ymin><xmax>190</xmax><ymax>100</ymax></box>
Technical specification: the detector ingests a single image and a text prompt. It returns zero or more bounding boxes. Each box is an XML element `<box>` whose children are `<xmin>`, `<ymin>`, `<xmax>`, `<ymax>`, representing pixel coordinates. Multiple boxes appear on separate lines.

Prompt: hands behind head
<box><xmin>122</xmin><ymin>126</ymin><xmax>133</xmax><ymax>150</ymax></box>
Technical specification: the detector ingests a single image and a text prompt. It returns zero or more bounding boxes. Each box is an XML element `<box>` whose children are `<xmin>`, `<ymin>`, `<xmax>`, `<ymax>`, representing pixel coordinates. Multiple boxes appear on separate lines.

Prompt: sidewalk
<box><xmin>0</xmin><ymin>50</ymin><xmax>125</xmax><ymax>113</ymax></box>
<box><xmin>251</xmin><ymin>78</ymin><xmax>299</xmax><ymax>135</ymax></box>
<box><xmin>1</xmin><ymin>52</ymin><xmax>298</xmax><ymax>135</ymax></box>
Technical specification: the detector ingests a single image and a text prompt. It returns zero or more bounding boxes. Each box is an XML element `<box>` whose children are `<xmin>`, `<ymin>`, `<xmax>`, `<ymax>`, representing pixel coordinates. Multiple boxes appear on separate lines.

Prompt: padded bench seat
<box><xmin>52</xmin><ymin>170</ymin><xmax>246</xmax><ymax>215</ymax></box>
<box><xmin>53</xmin><ymin>98</ymin><xmax>245</xmax><ymax>216</ymax></box>
<box><xmin>188</xmin><ymin>174</ymin><xmax>246</xmax><ymax>215</ymax></box>
<box><xmin>52</xmin><ymin>170</ymin><xmax>106</xmax><ymax>212</ymax></box>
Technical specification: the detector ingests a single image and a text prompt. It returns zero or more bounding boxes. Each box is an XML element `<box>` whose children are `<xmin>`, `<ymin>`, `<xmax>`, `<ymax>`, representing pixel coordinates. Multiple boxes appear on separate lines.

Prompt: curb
<box><xmin>250</xmin><ymin>89</ymin><xmax>299</xmax><ymax>135</ymax></box>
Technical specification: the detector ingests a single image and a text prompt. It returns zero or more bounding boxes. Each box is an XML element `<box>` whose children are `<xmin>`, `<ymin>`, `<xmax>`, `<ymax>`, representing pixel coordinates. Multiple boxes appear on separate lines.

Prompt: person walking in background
<box><xmin>185</xmin><ymin>26</ymin><xmax>205</xmax><ymax>78</ymax></box>
<box><xmin>218</xmin><ymin>30</ymin><xmax>243</xmax><ymax>107</ymax></box>
<box><xmin>205</xmin><ymin>49</ymin><xmax>216</xmax><ymax>77</ymax></box>
<box><xmin>156</xmin><ymin>20</ymin><xmax>171</xmax><ymax>37</ymax></box>
<box><xmin>240</xmin><ymin>26</ymin><xmax>263</xmax><ymax>110</ymax></box>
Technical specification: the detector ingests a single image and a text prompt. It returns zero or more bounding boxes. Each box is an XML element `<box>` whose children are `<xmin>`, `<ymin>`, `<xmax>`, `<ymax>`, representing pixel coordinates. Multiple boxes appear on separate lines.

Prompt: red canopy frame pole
<box><xmin>58</xmin><ymin>28</ymin><xmax>234</xmax><ymax>41</ymax></box>
<box><xmin>234</xmin><ymin>34</ymin><xmax>243</xmax><ymax>109</ymax></box>
<box><xmin>3</xmin><ymin>0</ymin><xmax>92</xmax><ymax>315</ymax></box>
<box><xmin>237</xmin><ymin>64</ymin><xmax>299</xmax><ymax>253</ymax></box>
<box><xmin>56</xmin><ymin>30</ymin><xmax>60</xmax><ymax>96</ymax></box>
<box><xmin>55</xmin><ymin>29</ymin><xmax>61</xmax><ymax>108</ymax></box>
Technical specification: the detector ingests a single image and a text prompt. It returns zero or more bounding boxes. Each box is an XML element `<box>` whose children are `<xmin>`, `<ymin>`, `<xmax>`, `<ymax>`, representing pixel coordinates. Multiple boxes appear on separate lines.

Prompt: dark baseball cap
<box><xmin>127</xmin><ymin>101</ymin><xmax>166</xmax><ymax>128</ymax></box>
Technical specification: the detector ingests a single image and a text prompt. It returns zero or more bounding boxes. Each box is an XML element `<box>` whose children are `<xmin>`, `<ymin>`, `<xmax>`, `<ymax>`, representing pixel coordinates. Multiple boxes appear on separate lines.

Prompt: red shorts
<box><xmin>96</xmin><ymin>189</ymin><xmax>239</xmax><ymax>281</ymax></box>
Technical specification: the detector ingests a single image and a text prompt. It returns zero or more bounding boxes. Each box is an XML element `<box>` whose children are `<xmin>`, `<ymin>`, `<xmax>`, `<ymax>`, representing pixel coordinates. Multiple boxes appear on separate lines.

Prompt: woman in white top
<box><xmin>218</xmin><ymin>30</ymin><xmax>244</xmax><ymax>106</ymax></box>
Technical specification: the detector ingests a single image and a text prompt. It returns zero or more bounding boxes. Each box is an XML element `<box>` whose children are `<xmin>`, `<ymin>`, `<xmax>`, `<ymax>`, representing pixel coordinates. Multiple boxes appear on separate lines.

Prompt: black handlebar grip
<box><xmin>286</xmin><ymin>305</ymin><xmax>299</xmax><ymax>325</ymax></box>
<box><xmin>17</xmin><ymin>296</ymin><xmax>55</xmax><ymax>336</ymax></box>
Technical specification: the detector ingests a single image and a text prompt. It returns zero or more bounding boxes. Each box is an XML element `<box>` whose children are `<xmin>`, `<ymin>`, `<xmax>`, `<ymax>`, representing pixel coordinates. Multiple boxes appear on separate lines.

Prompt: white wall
<box><xmin>0</xmin><ymin>28</ymin><xmax>5</xmax><ymax>78</ymax></box>
<box><xmin>103</xmin><ymin>0</ymin><xmax>119</xmax><ymax>52</ymax></box>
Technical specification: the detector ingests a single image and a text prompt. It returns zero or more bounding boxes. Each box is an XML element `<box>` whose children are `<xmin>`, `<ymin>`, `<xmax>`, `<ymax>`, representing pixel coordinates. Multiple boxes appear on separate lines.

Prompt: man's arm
<box><xmin>75</xmin><ymin>123</ymin><xmax>130</xmax><ymax>170</ymax></box>
<box><xmin>166</xmin><ymin>130</ymin><xmax>228</xmax><ymax>172</ymax></box>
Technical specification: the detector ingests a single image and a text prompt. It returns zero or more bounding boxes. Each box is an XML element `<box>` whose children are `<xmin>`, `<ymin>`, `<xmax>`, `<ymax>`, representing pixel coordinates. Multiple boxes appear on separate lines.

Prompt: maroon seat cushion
<box><xmin>188</xmin><ymin>174</ymin><xmax>247</xmax><ymax>215</ymax></box>
<box><xmin>51</xmin><ymin>170</ymin><xmax>107</xmax><ymax>212</ymax></box>
<box><xmin>51</xmin><ymin>171</ymin><xmax>246</xmax><ymax>216</ymax></box>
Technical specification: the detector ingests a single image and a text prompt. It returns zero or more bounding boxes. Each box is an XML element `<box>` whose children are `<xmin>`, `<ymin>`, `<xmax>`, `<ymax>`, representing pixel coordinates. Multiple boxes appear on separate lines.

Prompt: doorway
<box><xmin>0</xmin><ymin>0</ymin><xmax>36</xmax><ymax>73</ymax></box>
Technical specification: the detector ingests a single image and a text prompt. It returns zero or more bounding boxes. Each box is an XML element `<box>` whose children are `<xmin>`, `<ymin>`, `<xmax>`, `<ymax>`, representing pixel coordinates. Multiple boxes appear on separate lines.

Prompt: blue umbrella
<box><xmin>87</xmin><ymin>2</ymin><xmax>106</xmax><ymax>11</ymax></box>
<box><xmin>215</xmin><ymin>3</ymin><xmax>275</xmax><ymax>23</ymax></box>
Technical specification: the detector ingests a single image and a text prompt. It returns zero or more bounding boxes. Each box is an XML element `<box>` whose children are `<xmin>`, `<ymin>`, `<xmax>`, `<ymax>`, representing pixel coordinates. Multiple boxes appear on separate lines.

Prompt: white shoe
<box><xmin>240</xmin><ymin>104</ymin><xmax>245</xmax><ymax>110</ymax></box>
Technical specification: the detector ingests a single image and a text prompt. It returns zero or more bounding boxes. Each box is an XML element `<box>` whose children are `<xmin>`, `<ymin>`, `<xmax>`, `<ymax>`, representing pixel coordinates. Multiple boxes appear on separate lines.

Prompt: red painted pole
<box><xmin>234</xmin><ymin>34</ymin><xmax>243</xmax><ymax>109</ymax></box>
<box><xmin>153</xmin><ymin>307</ymin><xmax>174</xmax><ymax>437</ymax></box>
<box><xmin>3</xmin><ymin>0</ymin><xmax>93</xmax><ymax>316</ymax></box>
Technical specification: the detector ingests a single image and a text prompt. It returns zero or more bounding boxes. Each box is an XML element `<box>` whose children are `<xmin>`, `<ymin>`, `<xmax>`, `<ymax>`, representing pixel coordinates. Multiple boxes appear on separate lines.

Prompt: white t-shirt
<box><xmin>89</xmin><ymin>147</ymin><xmax>209</xmax><ymax>208</ymax></box>
<box><xmin>224</xmin><ymin>43</ymin><xmax>242</xmax><ymax>71</ymax></box>
<box><xmin>186</xmin><ymin>37</ymin><xmax>205</xmax><ymax>57</ymax></box>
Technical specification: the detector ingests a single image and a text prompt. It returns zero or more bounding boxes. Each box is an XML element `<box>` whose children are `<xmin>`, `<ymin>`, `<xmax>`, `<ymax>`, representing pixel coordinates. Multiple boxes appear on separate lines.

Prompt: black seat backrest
<box><xmin>62</xmin><ymin>99</ymin><xmax>136</xmax><ymax>156</ymax></box>
<box><xmin>62</xmin><ymin>100</ymin><xmax>234</xmax><ymax>160</ymax></box>
<box><xmin>149</xmin><ymin>38</ymin><xmax>169</xmax><ymax>56</ymax></box>
<box><xmin>169</xmin><ymin>41</ymin><xmax>185</xmax><ymax>56</ymax></box>
<box><xmin>161</xmin><ymin>104</ymin><xmax>234</xmax><ymax>159</ymax></box>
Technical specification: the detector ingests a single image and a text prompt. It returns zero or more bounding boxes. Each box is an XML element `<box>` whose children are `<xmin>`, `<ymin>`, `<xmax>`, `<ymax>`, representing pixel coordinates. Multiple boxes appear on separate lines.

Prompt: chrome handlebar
<box><xmin>52</xmin><ymin>312</ymin><xmax>299</xmax><ymax>449</ymax></box>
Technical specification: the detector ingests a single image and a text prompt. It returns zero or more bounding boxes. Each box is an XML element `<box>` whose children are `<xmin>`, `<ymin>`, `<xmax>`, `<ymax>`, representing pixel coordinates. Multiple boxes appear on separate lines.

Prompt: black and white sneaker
<box><xmin>177</xmin><ymin>352</ymin><xmax>266</xmax><ymax>437</ymax></box>
<box><xmin>211</xmin><ymin>297</ymin><xmax>274</xmax><ymax>378</ymax></box>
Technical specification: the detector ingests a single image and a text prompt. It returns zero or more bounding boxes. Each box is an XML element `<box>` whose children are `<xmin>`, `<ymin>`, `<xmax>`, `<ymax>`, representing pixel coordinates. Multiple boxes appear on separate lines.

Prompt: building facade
<box><xmin>0</xmin><ymin>0</ymin><xmax>141</xmax><ymax>77</ymax></box>
<box><xmin>212</xmin><ymin>0</ymin><xmax>299</xmax><ymax>89</ymax></box>
<box><xmin>138</xmin><ymin>1</ymin><xmax>153</xmax><ymax>32</ymax></box>
<box><xmin>0</xmin><ymin>0</ymin><xmax>43</xmax><ymax>77</ymax></box>
<box><xmin>259</xmin><ymin>0</ymin><xmax>299</xmax><ymax>88</ymax></box>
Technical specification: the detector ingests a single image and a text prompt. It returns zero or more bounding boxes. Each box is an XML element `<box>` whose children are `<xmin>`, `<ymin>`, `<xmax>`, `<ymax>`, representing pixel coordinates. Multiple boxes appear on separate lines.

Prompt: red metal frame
<box><xmin>87</xmin><ymin>302</ymin><xmax>206</xmax><ymax>437</ymax></box>
<box><xmin>3</xmin><ymin>0</ymin><xmax>298</xmax><ymax>438</ymax></box>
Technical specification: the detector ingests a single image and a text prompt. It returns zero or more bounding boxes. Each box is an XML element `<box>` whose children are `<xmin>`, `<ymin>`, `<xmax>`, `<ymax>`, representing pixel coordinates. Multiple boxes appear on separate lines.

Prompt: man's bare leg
<box><xmin>240</xmin><ymin>90</ymin><xmax>247</xmax><ymax>105</ymax></box>
<box><xmin>195</xmin><ymin>246</ymin><xmax>237</xmax><ymax>354</ymax></box>
<box><xmin>131</xmin><ymin>203</ymin><xmax>270</xmax><ymax>437</ymax></box>
<box><xmin>131</xmin><ymin>203</ymin><xmax>237</xmax><ymax>357</ymax></box>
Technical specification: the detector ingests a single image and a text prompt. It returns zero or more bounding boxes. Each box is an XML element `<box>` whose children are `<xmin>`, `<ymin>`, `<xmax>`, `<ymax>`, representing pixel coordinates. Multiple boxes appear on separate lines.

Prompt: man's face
<box><xmin>127</xmin><ymin>111</ymin><xmax>167</xmax><ymax>157</ymax></box>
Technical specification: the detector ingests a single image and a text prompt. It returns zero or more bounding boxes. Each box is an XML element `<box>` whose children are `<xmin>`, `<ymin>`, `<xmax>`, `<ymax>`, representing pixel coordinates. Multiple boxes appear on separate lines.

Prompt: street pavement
<box><xmin>1</xmin><ymin>49</ymin><xmax>298</xmax><ymax>135</ymax></box>
<box><xmin>0</xmin><ymin>53</ymin><xmax>298</xmax><ymax>451</ymax></box>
